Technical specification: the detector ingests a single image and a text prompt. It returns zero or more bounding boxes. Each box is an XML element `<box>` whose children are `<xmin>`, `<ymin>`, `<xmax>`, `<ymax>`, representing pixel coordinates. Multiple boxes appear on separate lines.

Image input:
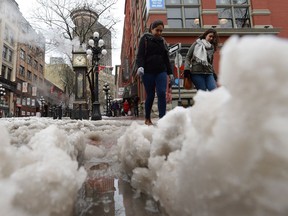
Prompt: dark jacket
<box><xmin>184</xmin><ymin>42</ymin><xmax>215</xmax><ymax>74</ymax></box>
<box><xmin>136</xmin><ymin>33</ymin><xmax>172</xmax><ymax>75</ymax></box>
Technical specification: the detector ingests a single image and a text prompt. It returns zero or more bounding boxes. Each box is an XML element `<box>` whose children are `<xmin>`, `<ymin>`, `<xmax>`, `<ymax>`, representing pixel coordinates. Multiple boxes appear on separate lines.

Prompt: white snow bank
<box><xmin>0</xmin><ymin>125</ymin><xmax>87</xmax><ymax>216</ymax></box>
<box><xmin>117</xmin><ymin>35</ymin><xmax>288</xmax><ymax>216</ymax></box>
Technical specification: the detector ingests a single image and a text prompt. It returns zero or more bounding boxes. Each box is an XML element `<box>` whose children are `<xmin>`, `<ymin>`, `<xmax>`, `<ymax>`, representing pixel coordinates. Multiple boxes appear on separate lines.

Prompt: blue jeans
<box><xmin>191</xmin><ymin>74</ymin><xmax>217</xmax><ymax>91</ymax></box>
<box><xmin>142</xmin><ymin>72</ymin><xmax>167</xmax><ymax>119</ymax></box>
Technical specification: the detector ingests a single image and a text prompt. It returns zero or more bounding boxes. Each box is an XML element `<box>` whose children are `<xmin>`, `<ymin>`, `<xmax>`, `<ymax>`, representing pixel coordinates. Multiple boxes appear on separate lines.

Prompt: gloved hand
<box><xmin>169</xmin><ymin>74</ymin><xmax>175</xmax><ymax>85</ymax></box>
<box><xmin>184</xmin><ymin>70</ymin><xmax>190</xmax><ymax>78</ymax></box>
<box><xmin>137</xmin><ymin>67</ymin><xmax>144</xmax><ymax>77</ymax></box>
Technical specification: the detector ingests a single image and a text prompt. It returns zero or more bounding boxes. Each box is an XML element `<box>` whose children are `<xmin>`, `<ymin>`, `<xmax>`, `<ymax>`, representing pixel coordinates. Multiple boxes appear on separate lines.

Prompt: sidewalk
<box><xmin>103</xmin><ymin>115</ymin><xmax>145</xmax><ymax>121</ymax></box>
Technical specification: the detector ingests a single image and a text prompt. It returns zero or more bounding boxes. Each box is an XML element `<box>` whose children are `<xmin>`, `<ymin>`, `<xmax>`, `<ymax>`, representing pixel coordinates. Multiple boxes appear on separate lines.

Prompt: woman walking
<box><xmin>136</xmin><ymin>20</ymin><xmax>173</xmax><ymax>126</ymax></box>
<box><xmin>184</xmin><ymin>28</ymin><xmax>219</xmax><ymax>91</ymax></box>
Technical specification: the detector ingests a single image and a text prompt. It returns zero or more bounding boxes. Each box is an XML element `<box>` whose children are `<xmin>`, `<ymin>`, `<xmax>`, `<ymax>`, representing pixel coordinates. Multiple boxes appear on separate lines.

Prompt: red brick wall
<box><xmin>121</xmin><ymin>0</ymin><xmax>288</xmax><ymax>97</ymax></box>
<box><xmin>268</xmin><ymin>0</ymin><xmax>288</xmax><ymax>38</ymax></box>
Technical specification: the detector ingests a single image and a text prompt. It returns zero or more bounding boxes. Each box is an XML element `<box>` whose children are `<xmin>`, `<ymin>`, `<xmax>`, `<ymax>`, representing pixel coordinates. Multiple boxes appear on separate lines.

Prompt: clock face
<box><xmin>73</xmin><ymin>55</ymin><xmax>86</xmax><ymax>66</ymax></box>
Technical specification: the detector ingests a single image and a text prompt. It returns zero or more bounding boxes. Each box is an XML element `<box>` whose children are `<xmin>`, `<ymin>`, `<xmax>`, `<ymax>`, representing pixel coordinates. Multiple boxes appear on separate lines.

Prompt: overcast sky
<box><xmin>15</xmin><ymin>0</ymin><xmax>125</xmax><ymax>68</ymax></box>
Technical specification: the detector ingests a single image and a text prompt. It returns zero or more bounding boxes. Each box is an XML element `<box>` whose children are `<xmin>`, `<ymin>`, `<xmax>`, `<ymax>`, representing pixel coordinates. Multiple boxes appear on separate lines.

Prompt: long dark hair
<box><xmin>148</xmin><ymin>20</ymin><xmax>164</xmax><ymax>33</ymax></box>
<box><xmin>199</xmin><ymin>28</ymin><xmax>219</xmax><ymax>51</ymax></box>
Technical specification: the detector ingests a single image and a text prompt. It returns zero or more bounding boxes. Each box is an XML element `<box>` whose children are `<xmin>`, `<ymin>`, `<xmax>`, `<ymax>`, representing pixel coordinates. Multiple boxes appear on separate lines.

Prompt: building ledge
<box><xmin>163</xmin><ymin>27</ymin><xmax>281</xmax><ymax>37</ymax></box>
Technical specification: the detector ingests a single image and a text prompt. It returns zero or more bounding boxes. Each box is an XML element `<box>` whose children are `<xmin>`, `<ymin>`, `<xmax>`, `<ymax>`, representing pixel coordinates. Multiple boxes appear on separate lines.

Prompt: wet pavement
<box><xmin>74</xmin><ymin>116</ymin><xmax>168</xmax><ymax>216</ymax></box>
<box><xmin>75</xmin><ymin>160</ymin><xmax>168</xmax><ymax>216</ymax></box>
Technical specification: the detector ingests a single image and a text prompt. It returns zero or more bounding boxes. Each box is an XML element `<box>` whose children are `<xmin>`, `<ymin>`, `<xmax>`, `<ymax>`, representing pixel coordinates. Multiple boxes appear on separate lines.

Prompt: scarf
<box><xmin>193</xmin><ymin>39</ymin><xmax>212</xmax><ymax>66</ymax></box>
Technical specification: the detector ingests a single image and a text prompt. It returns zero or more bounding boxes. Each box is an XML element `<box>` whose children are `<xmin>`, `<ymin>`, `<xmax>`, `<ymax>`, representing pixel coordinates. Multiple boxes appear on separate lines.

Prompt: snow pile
<box><xmin>117</xmin><ymin>35</ymin><xmax>288</xmax><ymax>216</ymax></box>
<box><xmin>0</xmin><ymin>117</ymin><xmax>141</xmax><ymax>216</ymax></box>
<box><xmin>0</xmin><ymin>125</ymin><xmax>87</xmax><ymax>216</ymax></box>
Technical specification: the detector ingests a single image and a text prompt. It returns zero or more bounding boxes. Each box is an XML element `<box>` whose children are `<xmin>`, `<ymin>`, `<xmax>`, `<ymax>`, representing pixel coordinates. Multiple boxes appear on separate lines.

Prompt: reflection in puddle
<box><xmin>75</xmin><ymin>162</ymin><xmax>166</xmax><ymax>216</ymax></box>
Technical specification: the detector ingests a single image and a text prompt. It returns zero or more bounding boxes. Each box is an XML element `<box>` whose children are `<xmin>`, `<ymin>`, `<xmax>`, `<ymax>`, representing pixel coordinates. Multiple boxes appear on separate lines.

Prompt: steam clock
<box><xmin>72</xmin><ymin>51</ymin><xmax>88</xmax><ymax>119</ymax></box>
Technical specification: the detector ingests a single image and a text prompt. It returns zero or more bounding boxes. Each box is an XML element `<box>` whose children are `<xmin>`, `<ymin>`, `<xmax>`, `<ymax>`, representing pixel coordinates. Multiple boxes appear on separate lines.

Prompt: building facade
<box><xmin>0</xmin><ymin>0</ymin><xmax>19</xmax><ymax>116</ymax></box>
<box><xmin>0</xmin><ymin>0</ymin><xmax>47</xmax><ymax>117</ymax></box>
<box><xmin>120</xmin><ymin>0</ymin><xmax>288</xmax><ymax>104</ymax></box>
<box><xmin>15</xmin><ymin>22</ymin><xmax>46</xmax><ymax>117</ymax></box>
<box><xmin>45</xmin><ymin>59</ymin><xmax>74</xmax><ymax>112</ymax></box>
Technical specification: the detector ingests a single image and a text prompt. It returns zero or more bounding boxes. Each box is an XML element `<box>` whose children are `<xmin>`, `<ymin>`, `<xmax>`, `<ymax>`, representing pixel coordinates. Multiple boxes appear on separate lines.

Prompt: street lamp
<box><xmin>0</xmin><ymin>84</ymin><xmax>5</xmax><ymax>118</ymax></box>
<box><xmin>86</xmin><ymin>31</ymin><xmax>107</xmax><ymax>120</ymax></box>
<box><xmin>39</xmin><ymin>96</ymin><xmax>45</xmax><ymax>117</ymax></box>
<box><xmin>0</xmin><ymin>84</ymin><xmax>6</xmax><ymax>99</ymax></box>
<box><xmin>0</xmin><ymin>84</ymin><xmax>6</xmax><ymax>113</ymax></box>
<box><xmin>102</xmin><ymin>83</ymin><xmax>110</xmax><ymax>116</ymax></box>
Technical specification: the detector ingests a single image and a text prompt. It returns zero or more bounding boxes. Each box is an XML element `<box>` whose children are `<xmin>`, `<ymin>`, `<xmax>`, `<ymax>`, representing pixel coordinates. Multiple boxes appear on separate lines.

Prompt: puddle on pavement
<box><xmin>75</xmin><ymin>161</ymin><xmax>167</xmax><ymax>216</ymax></box>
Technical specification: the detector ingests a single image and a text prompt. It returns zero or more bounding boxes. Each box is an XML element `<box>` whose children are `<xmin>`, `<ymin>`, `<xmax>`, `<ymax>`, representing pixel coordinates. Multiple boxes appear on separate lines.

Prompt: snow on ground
<box><xmin>117</xmin><ymin>35</ymin><xmax>288</xmax><ymax>216</ymax></box>
<box><xmin>0</xmin><ymin>117</ymin><xmax>142</xmax><ymax>216</ymax></box>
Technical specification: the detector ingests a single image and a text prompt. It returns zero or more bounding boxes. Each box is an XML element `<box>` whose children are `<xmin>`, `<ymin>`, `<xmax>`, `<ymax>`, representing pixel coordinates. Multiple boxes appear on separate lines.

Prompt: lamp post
<box><xmin>86</xmin><ymin>31</ymin><xmax>107</xmax><ymax>120</ymax></box>
<box><xmin>102</xmin><ymin>82</ymin><xmax>110</xmax><ymax>116</ymax></box>
<box><xmin>107</xmin><ymin>95</ymin><xmax>112</xmax><ymax>117</ymax></box>
<box><xmin>40</xmin><ymin>96</ymin><xmax>45</xmax><ymax>117</ymax></box>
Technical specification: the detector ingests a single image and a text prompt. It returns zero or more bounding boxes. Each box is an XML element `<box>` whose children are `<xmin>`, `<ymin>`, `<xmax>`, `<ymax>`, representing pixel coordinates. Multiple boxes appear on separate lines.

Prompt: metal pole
<box><xmin>106</xmin><ymin>91</ymin><xmax>108</xmax><ymax>116</ymax></box>
<box><xmin>176</xmin><ymin>52</ymin><xmax>182</xmax><ymax>106</ymax></box>
<box><xmin>91</xmin><ymin>62</ymin><xmax>102</xmax><ymax>120</ymax></box>
<box><xmin>79</xmin><ymin>104</ymin><xmax>82</xmax><ymax>120</ymax></box>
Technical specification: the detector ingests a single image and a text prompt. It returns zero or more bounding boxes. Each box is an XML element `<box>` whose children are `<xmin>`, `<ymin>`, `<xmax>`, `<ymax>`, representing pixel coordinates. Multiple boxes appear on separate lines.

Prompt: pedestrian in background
<box><xmin>136</xmin><ymin>19</ymin><xmax>174</xmax><ymax>126</ymax></box>
<box><xmin>111</xmin><ymin>101</ymin><xmax>119</xmax><ymax>117</ymax></box>
<box><xmin>184</xmin><ymin>28</ymin><xmax>219</xmax><ymax>91</ymax></box>
<box><xmin>133</xmin><ymin>95</ymin><xmax>140</xmax><ymax>117</ymax></box>
<box><xmin>123</xmin><ymin>99</ymin><xmax>130</xmax><ymax>116</ymax></box>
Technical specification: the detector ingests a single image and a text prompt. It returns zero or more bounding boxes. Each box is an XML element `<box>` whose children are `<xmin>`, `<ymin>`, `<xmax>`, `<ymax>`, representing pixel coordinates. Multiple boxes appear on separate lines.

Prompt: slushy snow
<box><xmin>118</xmin><ymin>35</ymin><xmax>288</xmax><ymax>216</ymax></box>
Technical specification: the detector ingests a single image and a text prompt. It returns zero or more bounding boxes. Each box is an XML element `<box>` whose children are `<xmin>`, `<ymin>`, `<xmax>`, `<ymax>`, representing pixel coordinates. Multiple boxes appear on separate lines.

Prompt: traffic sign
<box><xmin>169</xmin><ymin>43</ymin><xmax>181</xmax><ymax>55</ymax></box>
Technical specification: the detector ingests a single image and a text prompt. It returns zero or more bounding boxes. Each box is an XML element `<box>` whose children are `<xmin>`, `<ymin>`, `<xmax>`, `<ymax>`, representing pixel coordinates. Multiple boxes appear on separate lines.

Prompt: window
<box><xmin>19</xmin><ymin>65</ymin><xmax>25</xmax><ymax>77</ymax></box>
<box><xmin>27</xmin><ymin>55</ymin><xmax>32</xmax><ymax>65</ymax></box>
<box><xmin>33</xmin><ymin>60</ymin><xmax>38</xmax><ymax>70</ymax></box>
<box><xmin>2</xmin><ymin>46</ymin><xmax>8</xmax><ymax>59</ymax></box>
<box><xmin>22</xmin><ymin>97</ymin><xmax>26</xmax><ymax>106</ymax></box>
<box><xmin>8</xmin><ymin>49</ymin><xmax>13</xmax><ymax>62</ymax></box>
<box><xmin>17</xmin><ymin>83</ymin><xmax>21</xmax><ymax>91</ymax></box>
<box><xmin>7</xmin><ymin>68</ymin><xmax>12</xmax><ymax>81</ymax></box>
<box><xmin>1</xmin><ymin>65</ymin><xmax>6</xmax><ymax>76</ymax></box>
<box><xmin>20</xmin><ymin>49</ymin><xmax>25</xmax><ymax>60</ymax></box>
<box><xmin>27</xmin><ymin>71</ymin><xmax>32</xmax><ymax>80</ymax></box>
<box><xmin>34</xmin><ymin>74</ymin><xmax>38</xmax><ymax>82</ymax></box>
<box><xmin>39</xmin><ymin>64</ymin><xmax>43</xmax><ymax>73</ymax></box>
<box><xmin>166</xmin><ymin>0</ymin><xmax>200</xmax><ymax>28</ymax></box>
<box><xmin>217</xmin><ymin>0</ymin><xmax>251</xmax><ymax>28</ymax></box>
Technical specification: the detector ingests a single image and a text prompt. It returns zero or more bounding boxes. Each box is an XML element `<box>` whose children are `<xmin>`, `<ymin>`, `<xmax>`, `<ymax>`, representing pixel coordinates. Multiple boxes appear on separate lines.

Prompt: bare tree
<box><xmin>29</xmin><ymin>0</ymin><xmax>119</xmax><ymax>56</ymax></box>
<box><xmin>25</xmin><ymin>0</ymin><xmax>119</xmax><ymax>109</ymax></box>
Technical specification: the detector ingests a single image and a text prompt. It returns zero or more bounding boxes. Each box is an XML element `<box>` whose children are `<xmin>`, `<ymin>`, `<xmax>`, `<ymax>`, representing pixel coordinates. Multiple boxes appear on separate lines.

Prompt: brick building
<box><xmin>119</xmin><ymin>0</ymin><xmax>288</xmax><ymax>104</ymax></box>
<box><xmin>0</xmin><ymin>0</ymin><xmax>46</xmax><ymax>117</ymax></box>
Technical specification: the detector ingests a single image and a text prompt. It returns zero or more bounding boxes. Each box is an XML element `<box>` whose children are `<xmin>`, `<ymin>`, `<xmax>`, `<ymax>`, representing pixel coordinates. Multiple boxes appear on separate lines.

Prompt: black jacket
<box><xmin>136</xmin><ymin>33</ymin><xmax>172</xmax><ymax>75</ymax></box>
